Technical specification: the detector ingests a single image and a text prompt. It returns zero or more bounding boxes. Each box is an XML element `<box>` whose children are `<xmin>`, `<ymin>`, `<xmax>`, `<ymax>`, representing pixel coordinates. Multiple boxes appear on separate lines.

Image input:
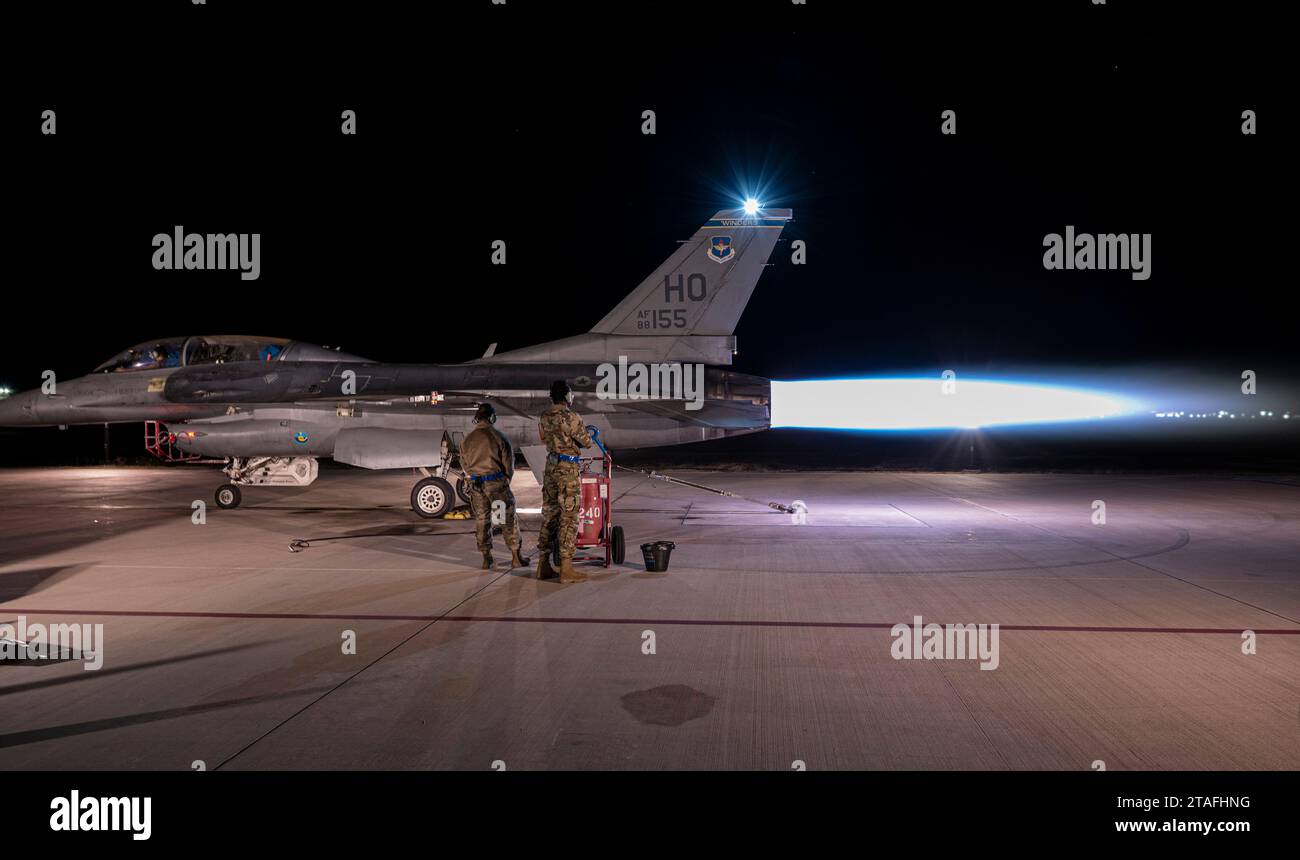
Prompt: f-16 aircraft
<box><xmin>0</xmin><ymin>205</ymin><xmax>791</xmax><ymax>516</ymax></box>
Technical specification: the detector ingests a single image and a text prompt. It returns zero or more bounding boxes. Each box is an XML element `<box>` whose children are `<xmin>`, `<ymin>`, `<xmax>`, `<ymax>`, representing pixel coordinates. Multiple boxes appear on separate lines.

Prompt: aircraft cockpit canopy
<box><xmin>183</xmin><ymin>336</ymin><xmax>290</xmax><ymax>366</ymax></box>
<box><xmin>93</xmin><ymin>339</ymin><xmax>187</xmax><ymax>373</ymax></box>
<box><xmin>93</xmin><ymin>336</ymin><xmax>291</xmax><ymax>373</ymax></box>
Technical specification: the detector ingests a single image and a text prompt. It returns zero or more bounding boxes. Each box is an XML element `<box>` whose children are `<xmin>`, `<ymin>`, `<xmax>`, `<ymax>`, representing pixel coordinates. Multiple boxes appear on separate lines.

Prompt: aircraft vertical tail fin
<box><xmin>589</xmin><ymin>207</ymin><xmax>793</xmax><ymax>337</ymax></box>
<box><xmin>479</xmin><ymin>206</ymin><xmax>791</xmax><ymax>365</ymax></box>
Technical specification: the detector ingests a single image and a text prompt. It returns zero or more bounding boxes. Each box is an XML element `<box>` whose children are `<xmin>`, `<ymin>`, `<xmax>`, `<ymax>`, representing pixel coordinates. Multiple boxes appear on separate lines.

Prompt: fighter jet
<box><xmin>0</xmin><ymin>206</ymin><xmax>791</xmax><ymax>517</ymax></box>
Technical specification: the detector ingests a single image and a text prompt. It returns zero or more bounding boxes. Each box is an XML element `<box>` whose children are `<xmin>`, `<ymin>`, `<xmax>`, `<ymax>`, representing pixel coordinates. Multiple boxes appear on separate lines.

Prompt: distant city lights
<box><xmin>1153</xmin><ymin>409</ymin><xmax>1292</xmax><ymax>420</ymax></box>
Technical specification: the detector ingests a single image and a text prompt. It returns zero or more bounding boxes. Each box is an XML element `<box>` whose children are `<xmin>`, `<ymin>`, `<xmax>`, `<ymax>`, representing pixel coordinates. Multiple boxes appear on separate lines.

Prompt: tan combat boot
<box><xmin>536</xmin><ymin>554</ymin><xmax>557</xmax><ymax>580</ymax></box>
<box><xmin>481</xmin><ymin>551</ymin><xmax>494</xmax><ymax>570</ymax></box>
<box><xmin>557</xmin><ymin>558</ymin><xmax>588</xmax><ymax>583</ymax></box>
<box><xmin>511</xmin><ymin>547</ymin><xmax>530</xmax><ymax>568</ymax></box>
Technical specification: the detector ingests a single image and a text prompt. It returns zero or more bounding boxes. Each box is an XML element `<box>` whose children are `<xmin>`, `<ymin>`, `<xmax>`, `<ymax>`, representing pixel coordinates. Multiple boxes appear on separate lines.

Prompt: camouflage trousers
<box><xmin>468</xmin><ymin>478</ymin><xmax>520</xmax><ymax>554</ymax></box>
<box><xmin>538</xmin><ymin>460</ymin><xmax>581</xmax><ymax>561</ymax></box>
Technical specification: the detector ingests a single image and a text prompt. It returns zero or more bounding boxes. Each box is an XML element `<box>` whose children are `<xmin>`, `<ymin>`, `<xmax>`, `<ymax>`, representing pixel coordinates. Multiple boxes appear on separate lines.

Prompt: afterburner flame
<box><xmin>770</xmin><ymin>378</ymin><xmax>1137</xmax><ymax>430</ymax></box>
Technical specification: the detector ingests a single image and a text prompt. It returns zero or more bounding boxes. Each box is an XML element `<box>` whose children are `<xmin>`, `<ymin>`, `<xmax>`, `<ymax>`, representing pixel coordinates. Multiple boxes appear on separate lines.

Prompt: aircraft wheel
<box><xmin>215</xmin><ymin>484</ymin><xmax>242</xmax><ymax>509</ymax></box>
<box><xmin>611</xmin><ymin>525</ymin><xmax>626</xmax><ymax>564</ymax></box>
<box><xmin>456</xmin><ymin>476</ymin><xmax>472</xmax><ymax>504</ymax></box>
<box><xmin>411</xmin><ymin>476</ymin><xmax>455</xmax><ymax>518</ymax></box>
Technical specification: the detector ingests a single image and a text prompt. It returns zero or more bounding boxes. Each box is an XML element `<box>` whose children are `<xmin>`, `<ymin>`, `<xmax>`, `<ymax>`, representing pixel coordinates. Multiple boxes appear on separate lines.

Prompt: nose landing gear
<box><xmin>215</xmin><ymin>483</ymin><xmax>242</xmax><ymax>509</ymax></box>
<box><xmin>212</xmin><ymin>456</ymin><xmax>319</xmax><ymax>510</ymax></box>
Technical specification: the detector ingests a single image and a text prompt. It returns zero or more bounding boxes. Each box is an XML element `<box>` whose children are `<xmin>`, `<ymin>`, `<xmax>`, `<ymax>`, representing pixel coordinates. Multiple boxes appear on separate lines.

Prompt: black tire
<box><xmin>214</xmin><ymin>484</ymin><xmax>242</xmax><ymax>509</ymax></box>
<box><xmin>611</xmin><ymin>525</ymin><xmax>625</xmax><ymax>564</ymax></box>
<box><xmin>456</xmin><ymin>476</ymin><xmax>472</xmax><ymax>504</ymax></box>
<box><xmin>411</xmin><ymin>476</ymin><xmax>455</xmax><ymax>518</ymax></box>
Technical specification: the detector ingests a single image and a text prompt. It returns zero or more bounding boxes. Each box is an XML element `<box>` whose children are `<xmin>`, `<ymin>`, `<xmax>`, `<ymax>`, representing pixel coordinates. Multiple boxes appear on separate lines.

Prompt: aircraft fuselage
<box><xmin>0</xmin><ymin>360</ymin><xmax>772</xmax><ymax>458</ymax></box>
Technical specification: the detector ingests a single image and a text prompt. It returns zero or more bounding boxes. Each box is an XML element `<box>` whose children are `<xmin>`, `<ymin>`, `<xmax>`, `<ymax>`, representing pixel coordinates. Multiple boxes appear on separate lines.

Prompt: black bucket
<box><xmin>640</xmin><ymin>540</ymin><xmax>676</xmax><ymax>572</ymax></box>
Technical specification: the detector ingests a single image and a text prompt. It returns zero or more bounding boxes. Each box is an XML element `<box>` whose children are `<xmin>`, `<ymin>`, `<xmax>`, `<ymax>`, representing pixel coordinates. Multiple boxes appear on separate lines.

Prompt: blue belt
<box><xmin>548</xmin><ymin>453</ymin><xmax>581</xmax><ymax>464</ymax></box>
<box><xmin>469</xmin><ymin>471</ymin><xmax>506</xmax><ymax>483</ymax></box>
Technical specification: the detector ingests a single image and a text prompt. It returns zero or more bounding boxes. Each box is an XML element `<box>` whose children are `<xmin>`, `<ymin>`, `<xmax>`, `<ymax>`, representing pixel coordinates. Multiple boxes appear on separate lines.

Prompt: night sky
<box><xmin>4</xmin><ymin>2</ymin><xmax>1294</xmax><ymax>467</ymax></box>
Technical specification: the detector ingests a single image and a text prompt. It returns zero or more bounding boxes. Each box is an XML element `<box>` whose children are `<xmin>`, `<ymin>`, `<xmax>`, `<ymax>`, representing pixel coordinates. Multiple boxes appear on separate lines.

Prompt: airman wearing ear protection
<box><xmin>461</xmin><ymin>402</ymin><xmax>528</xmax><ymax>569</ymax></box>
<box><xmin>536</xmin><ymin>380</ymin><xmax>593</xmax><ymax>583</ymax></box>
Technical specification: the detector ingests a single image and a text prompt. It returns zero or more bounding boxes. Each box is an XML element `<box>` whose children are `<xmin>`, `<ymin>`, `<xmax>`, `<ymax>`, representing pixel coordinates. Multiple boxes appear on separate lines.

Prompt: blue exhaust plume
<box><xmin>770</xmin><ymin>378</ymin><xmax>1138</xmax><ymax>431</ymax></box>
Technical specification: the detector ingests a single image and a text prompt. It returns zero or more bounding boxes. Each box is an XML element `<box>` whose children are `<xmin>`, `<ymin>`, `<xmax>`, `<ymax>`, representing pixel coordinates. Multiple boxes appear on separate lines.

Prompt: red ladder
<box><xmin>143</xmin><ymin>420</ymin><xmax>204</xmax><ymax>462</ymax></box>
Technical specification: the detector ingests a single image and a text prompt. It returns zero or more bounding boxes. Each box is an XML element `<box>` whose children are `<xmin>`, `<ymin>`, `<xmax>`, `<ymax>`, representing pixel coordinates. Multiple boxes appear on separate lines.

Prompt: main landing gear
<box><xmin>410</xmin><ymin>475</ymin><xmax>455</xmax><ymax>518</ymax></box>
<box><xmin>409</xmin><ymin>432</ymin><xmax>465</xmax><ymax>519</ymax></box>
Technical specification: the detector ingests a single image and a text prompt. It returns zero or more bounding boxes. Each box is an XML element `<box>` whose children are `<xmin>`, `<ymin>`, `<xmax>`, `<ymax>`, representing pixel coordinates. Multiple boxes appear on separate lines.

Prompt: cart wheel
<box><xmin>611</xmin><ymin>525</ymin><xmax>625</xmax><ymax>564</ymax></box>
<box><xmin>455</xmin><ymin>476</ymin><xmax>472</xmax><ymax>504</ymax></box>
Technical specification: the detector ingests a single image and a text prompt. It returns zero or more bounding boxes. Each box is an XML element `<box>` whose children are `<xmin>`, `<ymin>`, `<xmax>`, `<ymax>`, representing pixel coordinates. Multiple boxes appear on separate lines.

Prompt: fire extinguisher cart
<box><xmin>568</xmin><ymin>444</ymin><xmax>625</xmax><ymax>568</ymax></box>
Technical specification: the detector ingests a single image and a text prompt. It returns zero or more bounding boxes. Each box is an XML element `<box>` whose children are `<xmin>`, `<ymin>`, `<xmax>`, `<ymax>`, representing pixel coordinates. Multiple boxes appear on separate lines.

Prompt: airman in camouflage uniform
<box><xmin>461</xmin><ymin>403</ymin><xmax>528</xmax><ymax>570</ymax></box>
<box><xmin>536</xmin><ymin>380</ymin><xmax>593</xmax><ymax>583</ymax></box>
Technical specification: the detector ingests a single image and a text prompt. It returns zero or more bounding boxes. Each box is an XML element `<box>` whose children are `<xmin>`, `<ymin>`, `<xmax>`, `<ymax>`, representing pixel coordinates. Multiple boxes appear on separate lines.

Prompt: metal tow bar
<box><xmin>613</xmin><ymin>464</ymin><xmax>801</xmax><ymax>515</ymax></box>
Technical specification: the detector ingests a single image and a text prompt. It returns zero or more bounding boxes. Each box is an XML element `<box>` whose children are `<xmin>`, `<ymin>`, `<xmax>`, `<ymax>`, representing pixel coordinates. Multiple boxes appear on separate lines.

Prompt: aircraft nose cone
<box><xmin>0</xmin><ymin>390</ymin><xmax>39</xmax><ymax>426</ymax></box>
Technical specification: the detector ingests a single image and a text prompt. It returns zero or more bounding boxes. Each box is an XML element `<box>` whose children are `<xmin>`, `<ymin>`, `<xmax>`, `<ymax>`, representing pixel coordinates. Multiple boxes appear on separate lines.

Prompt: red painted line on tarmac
<box><xmin>3</xmin><ymin>607</ymin><xmax>1298</xmax><ymax>635</ymax></box>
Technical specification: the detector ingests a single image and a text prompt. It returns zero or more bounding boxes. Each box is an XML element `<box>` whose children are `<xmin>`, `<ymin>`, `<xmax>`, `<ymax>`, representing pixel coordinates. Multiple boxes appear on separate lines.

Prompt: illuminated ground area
<box><xmin>1</xmin><ymin>466</ymin><xmax>1297</xmax><ymax>770</ymax></box>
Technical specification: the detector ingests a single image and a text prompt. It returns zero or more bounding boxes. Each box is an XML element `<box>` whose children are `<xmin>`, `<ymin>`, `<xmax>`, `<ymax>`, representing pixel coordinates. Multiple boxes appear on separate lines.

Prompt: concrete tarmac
<box><xmin>1</xmin><ymin>465</ymin><xmax>1297</xmax><ymax>770</ymax></box>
